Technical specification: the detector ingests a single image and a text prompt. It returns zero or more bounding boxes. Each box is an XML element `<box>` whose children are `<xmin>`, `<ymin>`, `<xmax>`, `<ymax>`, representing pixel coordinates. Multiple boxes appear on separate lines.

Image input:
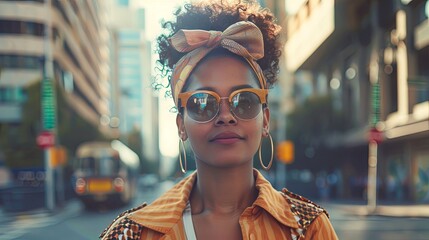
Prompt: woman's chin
<box><xmin>202</xmin><ymin>157</ymin><xmax>252</xmax><ymax>169</ymax></box>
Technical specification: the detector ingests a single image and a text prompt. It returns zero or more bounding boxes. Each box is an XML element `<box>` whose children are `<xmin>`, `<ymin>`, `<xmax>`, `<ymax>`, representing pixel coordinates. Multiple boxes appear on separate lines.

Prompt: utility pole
<box><xmin>42</xmin><ymin>0</ymin><xmax>56</xmax><ymax>211</ymax></box>
<box><xmin>367</xmin><ymin>73</ymin><xmax>381</xmax><ymax>213</ymax></box>
<box><xmin>366</xmin><ymin>1</ymin><xmax>380</xmax><ymax>214</ymax></box>
<box><xmin>367</xmin><ymin>139</ymin><xmax>378</xmax><ymax>213</ymax></box>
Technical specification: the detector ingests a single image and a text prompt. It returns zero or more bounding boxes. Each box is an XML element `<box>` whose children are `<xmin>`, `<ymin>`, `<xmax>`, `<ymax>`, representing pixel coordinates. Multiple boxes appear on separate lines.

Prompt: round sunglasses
<box><xmin>178</xmin><ymin>88</ymin><xmax>268</xmax><ymax>123</ymax></box>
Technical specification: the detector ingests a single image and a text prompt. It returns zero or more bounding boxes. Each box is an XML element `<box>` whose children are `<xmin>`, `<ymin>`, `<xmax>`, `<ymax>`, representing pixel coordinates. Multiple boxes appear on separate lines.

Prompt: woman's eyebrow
<box><xmin>194</xmin><ymin>84</ymin><xmax>254</xmax><ymax>93</ymax></box>
<box><xmin>195</xmin><ymin>86</ymin><xmax>216</xmax><ymax>91</ymax></box>
<box><xmin>230</xmin><ymin>84</ymin><xmax>253</xmax><ymax>92</ymax></box>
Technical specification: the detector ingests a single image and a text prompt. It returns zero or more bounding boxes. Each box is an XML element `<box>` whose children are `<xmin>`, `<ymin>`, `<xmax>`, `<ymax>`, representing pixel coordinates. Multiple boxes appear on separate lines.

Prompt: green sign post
<box><xmin>41</xmin><ymin>78</ymin><xmax>56</xmax><ymax>130</ymax></box>
<box><xmin>370</xmin><ymin>81</ymin><xmax>380</xmax><ymax>127</ymax></box>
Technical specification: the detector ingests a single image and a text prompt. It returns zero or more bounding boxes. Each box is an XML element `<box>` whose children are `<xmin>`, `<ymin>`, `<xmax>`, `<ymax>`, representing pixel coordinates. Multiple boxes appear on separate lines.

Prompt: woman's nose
<box><xmin>214</xmin><ymin>99</ymin><xmax>237</xmax><ymax>126</ymax></box>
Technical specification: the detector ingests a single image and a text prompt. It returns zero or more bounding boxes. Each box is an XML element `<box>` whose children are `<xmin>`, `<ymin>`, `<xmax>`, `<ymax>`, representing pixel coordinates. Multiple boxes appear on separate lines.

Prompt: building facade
<box><xmin>0</xmin><ymin>0</ymin><xmax>111</xmax><ymax>134</ymax></box>
<box><xmin>284</xmin><ymin>0</ymin><xmax>429</xmax><ymax>202</ymax></box>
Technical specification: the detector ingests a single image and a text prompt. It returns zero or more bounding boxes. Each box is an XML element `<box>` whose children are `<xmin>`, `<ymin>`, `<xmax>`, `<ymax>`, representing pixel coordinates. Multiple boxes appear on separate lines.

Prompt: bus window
<box><xmin>79</xmin><ymin>157</ymin><xmax>96</xmax><ymax>175</ymax></box>
<box><xmin>99</xmin><ymin>156</ymin><xmax>120</xmax><ymax>176</ymax></box>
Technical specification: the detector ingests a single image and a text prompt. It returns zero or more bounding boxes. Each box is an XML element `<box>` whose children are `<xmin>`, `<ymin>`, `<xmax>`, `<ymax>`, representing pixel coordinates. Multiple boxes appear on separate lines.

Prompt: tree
<box><xmin>285</xmin><ymin>94</ymin><xmax>349</xmax><ymax>171</ymax></box>
<box><xmin>0</xmin><ymin>80</ymin><xmax>43</xmax><ymax>168</ymax></box>
<box><xmin>0</xmin><ymin>79</ymin><xmax>108</xmax><ymax>169</ymax></box>
<box><xmin>123</xmin><ymin>127</ymin><xmax>159</xmax><ymax>174</ymax></box>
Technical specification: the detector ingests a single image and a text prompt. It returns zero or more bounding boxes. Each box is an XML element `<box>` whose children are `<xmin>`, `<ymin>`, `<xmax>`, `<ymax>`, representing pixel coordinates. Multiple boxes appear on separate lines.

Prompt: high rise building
<box><xmin>0</xmin><ymin>0</ymin><xmax>111</xmax><ymax>135</ymax></box>
<box><xmin>105</xmin><ymin>0</ymin><xmax>159</xmax><ymax>163</ymax></box>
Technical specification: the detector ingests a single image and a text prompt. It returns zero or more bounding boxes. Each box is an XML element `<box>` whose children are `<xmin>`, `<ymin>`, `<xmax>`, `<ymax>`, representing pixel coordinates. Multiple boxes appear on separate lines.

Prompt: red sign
<box><xmin>369</xmin><ymin>128</ymin><xmax>383</xmax><ymax>143</ymax></box>
<box><xmin>37</xmin><ymin>131</ymin><xmax>55</xmax><ymax>149</ymax></box>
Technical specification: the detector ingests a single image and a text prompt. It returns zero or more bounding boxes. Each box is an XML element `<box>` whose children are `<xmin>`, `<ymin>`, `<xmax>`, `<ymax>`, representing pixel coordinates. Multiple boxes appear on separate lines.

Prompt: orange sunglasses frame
<box><xmin>178</xmin><ymin>88</ymin><xmax>268</xmax><ymax>109</ymax></box>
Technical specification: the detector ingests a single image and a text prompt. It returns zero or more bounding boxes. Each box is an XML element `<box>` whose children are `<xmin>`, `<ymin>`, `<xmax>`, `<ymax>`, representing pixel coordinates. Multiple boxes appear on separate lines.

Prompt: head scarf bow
<box><xmin>169</xmin><ymin>21</ymin><xmax>267</xmax><ymax>106</ymax></box>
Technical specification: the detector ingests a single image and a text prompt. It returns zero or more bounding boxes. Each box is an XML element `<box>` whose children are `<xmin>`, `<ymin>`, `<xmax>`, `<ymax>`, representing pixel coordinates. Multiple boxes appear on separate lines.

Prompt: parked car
<box><xmin>139</xmin><ymin>174</ymin><xmax>159</xmax><ymax>189</ymax></box>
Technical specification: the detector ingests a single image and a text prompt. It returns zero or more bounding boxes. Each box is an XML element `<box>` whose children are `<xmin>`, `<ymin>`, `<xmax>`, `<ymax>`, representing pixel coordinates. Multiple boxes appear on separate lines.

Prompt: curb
<box><xmin>329</xmin><ymin>203</ymin><xmax>429</xmax><ymax>218</ymax></box>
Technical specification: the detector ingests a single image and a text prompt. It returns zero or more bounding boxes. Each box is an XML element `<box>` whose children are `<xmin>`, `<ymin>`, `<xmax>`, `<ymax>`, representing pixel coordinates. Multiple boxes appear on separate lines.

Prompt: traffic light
<box><xmin>49</xmin><ymin>146</ymin><xmax>67</xmax><ymax>168</ymax></box>
<box><xmin>276</xmin><ymin>141</ymin><xmax>294</xmax><ymax>164</ymax></box>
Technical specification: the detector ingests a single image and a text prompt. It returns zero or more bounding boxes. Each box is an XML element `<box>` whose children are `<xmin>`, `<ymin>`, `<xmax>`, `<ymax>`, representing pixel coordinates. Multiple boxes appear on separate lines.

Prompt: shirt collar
<box><xmin>129</xmin><ymin>169</ymin><xmax>299</xmax><ymax>234</ymax></box>
<box><xmin>252</xmin><ymin>170</ymin><xmax>300</xmax><ymax>228</ymax></box>
<box><xmin>129</xmin><ymin>171</ymin><xmax>197</xmax><ymax>234</ymax></box>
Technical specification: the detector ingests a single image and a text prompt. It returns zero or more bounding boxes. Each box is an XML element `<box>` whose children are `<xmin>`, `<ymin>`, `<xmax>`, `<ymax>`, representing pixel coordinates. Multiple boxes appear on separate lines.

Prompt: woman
<box><xmin>101</xmin><ymin>1</ymin><xmax>338</xmax><ymax>239</ymax></box>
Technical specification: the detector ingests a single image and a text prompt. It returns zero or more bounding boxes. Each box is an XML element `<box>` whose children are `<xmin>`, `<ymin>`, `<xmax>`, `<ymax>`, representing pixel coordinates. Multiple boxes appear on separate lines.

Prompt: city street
<box><xmin>0</xmin><ymin>1</ymin><xmax>428</xmax><ymax>239</ymax></box>
<box><xmin>0</xmin><ymin>180</ymin><xmax>175</xmax><ymax>240</ymax></box>
<box><xmin>326</xmin><ymin>203</ymin><xmax>429</xmax><ymax>240</ymax></box>
<box><xmin>1</xmin><ymin>179</ymin><xmax>429</xmax><ymax>240</ymax></box>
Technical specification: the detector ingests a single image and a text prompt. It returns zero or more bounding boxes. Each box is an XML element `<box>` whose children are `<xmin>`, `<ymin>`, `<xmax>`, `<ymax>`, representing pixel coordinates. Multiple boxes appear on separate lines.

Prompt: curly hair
<box><xmin>156</xmin><ymin>0</ymin><xmax>282</xmax><ymax>89</ymax></box>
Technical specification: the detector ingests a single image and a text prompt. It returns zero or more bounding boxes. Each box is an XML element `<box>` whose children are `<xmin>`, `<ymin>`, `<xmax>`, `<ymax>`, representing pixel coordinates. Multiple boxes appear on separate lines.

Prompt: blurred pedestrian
<box><xmin>316</xmin><ymin>171</ymin><xmax>329</xmax><ymax>201</ymax></box>
<box><xmin>0</xmin><ymin>152</ymin><xmax>11</xmax><ymax>187</ymax></box>
<box><xmin>101</xmin><ymin>0</ymin><xmax>337</xmax><ymax>239</ymax></box>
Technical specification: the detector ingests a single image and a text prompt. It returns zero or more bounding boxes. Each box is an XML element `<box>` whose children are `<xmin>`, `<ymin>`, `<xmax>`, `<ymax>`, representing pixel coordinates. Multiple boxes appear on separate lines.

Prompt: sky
<box><xmin>285</xmin><ymin>0</ymin><xmax>306</xmax><ymax>14</ymax></box>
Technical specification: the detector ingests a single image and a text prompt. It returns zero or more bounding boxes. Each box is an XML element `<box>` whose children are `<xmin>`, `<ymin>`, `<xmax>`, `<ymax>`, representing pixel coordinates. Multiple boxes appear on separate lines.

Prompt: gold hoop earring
<box><xmin>258</xmin><ymin>133</ymin><xmax>273</xmax><ymax>171</ymax></box>
<box><xmin>179</xmin><ymin>139</ymin><xmax>187</xmax><ymax>173</ymax></box>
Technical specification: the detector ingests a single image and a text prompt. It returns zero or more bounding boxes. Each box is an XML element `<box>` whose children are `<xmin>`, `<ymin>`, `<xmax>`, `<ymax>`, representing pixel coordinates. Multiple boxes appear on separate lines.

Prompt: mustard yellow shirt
<box><xmin>100</xmin><ymin>169</ymin><xmax>338</xmax><ymax>240</ymax></box>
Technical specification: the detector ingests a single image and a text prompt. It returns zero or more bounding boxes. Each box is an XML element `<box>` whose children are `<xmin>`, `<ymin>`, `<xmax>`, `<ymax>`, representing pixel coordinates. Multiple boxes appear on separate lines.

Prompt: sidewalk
<box><xmin>323</xmin><ymin>201</ymin><xmax>429</xmax><ymax>218</ymax></box>
<box><xmin>0</xmin><ymin>200</ymin><xmax>81</xmax><ymax>240</ymax></box>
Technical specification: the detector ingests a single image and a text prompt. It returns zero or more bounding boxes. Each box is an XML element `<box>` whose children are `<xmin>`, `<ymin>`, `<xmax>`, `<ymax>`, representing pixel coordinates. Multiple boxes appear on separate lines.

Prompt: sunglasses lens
<box><xmin>230</xmin><ymin>91</ymin><xmax>262</xmax><ymax>119</ymax></box>
<box><xmin>186</xmin><ymin>92</ymin><xmax>218</xmax><ymax>122</ymax></box>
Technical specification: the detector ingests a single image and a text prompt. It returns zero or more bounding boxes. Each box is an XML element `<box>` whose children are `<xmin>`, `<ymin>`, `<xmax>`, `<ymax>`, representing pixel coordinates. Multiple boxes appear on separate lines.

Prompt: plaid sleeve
<box><xmin>281</xmin><ymin>188</ymin><xmax>329</xmax><ymax>239</ymax></box>
<box><xmin>100</xmin><ymin>203</ymin><xmax>147</xmax><ymax>240</ymax></box>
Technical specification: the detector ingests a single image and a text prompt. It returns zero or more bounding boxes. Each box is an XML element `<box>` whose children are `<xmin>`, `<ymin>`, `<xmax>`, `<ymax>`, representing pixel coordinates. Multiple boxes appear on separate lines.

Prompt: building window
<box><xmin>1</xmin><ymin>0</ymin><xmax>44</xmax><ymax>2</ymax></box>
<box><xmin>426</xmin><ymin>0</ymin><xmax>429</xmax><ymax>18</ymax></box>
<box><xmin>414</xmin><ymin>48</ymin><xmax>429</xmax><ymax>104</ymax></box>
<box><xmin>117</xmin><ymin>0</ymin><xmax>129</xmax><ymax>7</ymax></box>
<box><xmin>63</xmin><ymin>71</ymin><xmax>74</xmax><ymax>93</ymax></box>
<box><xmin>415</xmin><ymin>152</ymin><xmax>429</xmax><ymax>202</ymax></box>
<box><xmin>63</xmin><ymin>42</ymin><xmax>80</xmax><ymax>70</ymax></box>
<box><xmin>52</xmin><ymin>0</ymin><xmax>71</xmax><ymax>26</ymax></box>
<box><xmin>0</xmin><ymin>54</ymin><xmax>42</xmax><ymax>70</ymax></box>
<box><xmin>0</xmin><ymin>20</ymin><xmax>44</xmax><ymax>36</ymax></box>
<box><xmin>412</xmin><ymin>0</ymin><xmax>429</xmax><ymax>26</ymax></box>
<box><xmin>73</xmin><ymin>84</ymin><xmax>98</xmax><ymax>114</ymax></box>
<box><xmin>384</xmin><ymin>63</ymin><xmax>398</xmax><ymax>115</ymax></box>
<box><xmin>0</xmin><ymin>87</ymin><xmax>27</xmax><ymax>103</ymax></box>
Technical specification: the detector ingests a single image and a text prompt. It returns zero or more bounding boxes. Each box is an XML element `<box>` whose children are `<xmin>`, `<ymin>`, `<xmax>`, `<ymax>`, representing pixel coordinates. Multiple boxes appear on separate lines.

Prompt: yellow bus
<box><xmin>73</xmin><ymin>140</ymin><xmax>140</xmax><ymax>208</ymax></box>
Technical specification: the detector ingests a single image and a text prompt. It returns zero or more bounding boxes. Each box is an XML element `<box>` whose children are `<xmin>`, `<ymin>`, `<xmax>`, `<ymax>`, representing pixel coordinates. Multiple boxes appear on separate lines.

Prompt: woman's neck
<box><xmin>190</xmin><ymin>164</ymin><xmax>258</xmax><ymax>215</ymax></box>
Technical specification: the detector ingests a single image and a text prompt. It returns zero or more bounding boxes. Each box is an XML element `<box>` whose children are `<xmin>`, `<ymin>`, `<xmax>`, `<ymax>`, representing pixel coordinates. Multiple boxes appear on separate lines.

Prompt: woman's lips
<box><xmin>210</xmin><ymin>132</ymin><xmax>243</xmax><ymax>144</ymax></box>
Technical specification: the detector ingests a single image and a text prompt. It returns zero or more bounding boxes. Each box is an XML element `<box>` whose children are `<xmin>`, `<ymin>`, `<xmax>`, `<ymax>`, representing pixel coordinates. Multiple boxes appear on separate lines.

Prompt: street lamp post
<box><xmin>366</xmin><ymin>63</ymin><xmax>382</xmax><ymax>214</ymax></box>
<box><xmin>367</xmin><ymin>139</ymin><xmax>378</xmax><ymax>213</ymax></box>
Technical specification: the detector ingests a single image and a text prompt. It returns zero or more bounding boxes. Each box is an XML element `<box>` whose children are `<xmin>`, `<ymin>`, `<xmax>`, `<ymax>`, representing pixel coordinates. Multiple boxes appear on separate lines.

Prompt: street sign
<box><xmin>368</xmin><ymin>127</ymin><xmax>383</xmax><ymax>143</ymax></box>
<box><xmin>41</xmin><ymin>78</ymin><xmax>56</xmax><ymax>130</ymax></box>
<box><xmin>370</xmin><ymin>81</ymin><xmax>381</xmax><ymax>126</ymax></box>
<box><xmin>37</xmin><ymin>131</ymin><xmax>55</xmax><ymax>149</ymax></box>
